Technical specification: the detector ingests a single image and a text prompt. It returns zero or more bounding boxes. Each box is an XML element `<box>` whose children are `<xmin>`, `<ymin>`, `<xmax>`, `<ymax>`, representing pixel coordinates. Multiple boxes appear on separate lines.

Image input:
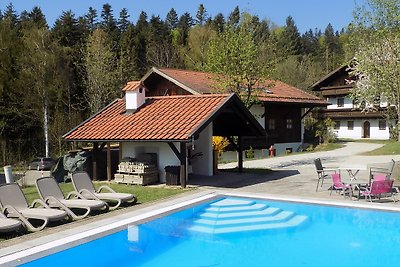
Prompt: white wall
<box><xmin>327</xmin><ymin>96</ymin><xmax>353</xmax><ymax>109</ymax></box>
<box><xmin>191</xmin><ymin>123</ymin><xmax>213</xmax><ymax>176</ymax></box>
<box><xmin>333</xmin><ymin>119</ymin><xmax>391</xmax><ymax>140</ymax></box>
<box><xmin>121</xmin><ymin>142</ymin><xmax>180</xmax><ymax>182</ymax></box>
<box><xmin>249</xmin><ymin>104</ymin><xmax>265</xmax><ymax>129</ymax></box>
<box><xmin>120</xmin><ymin>124</ymin><xmax>214</xmax><ymax>183</ymax></box>
<box><xmin>220</xmin><ymin>141</ymin><xmax>302</xmax><ymax>162</ymax></box>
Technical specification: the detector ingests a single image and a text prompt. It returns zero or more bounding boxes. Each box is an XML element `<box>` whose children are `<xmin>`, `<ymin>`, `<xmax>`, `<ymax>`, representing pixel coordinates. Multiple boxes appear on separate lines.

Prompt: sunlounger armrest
<box><xmin>78</xmin><ymin>188</ymin><xmax>101</xmax><ymax>201</ymax></box>
<box><xmin>98</xmin><ymin>185</ymin><xmax>116</xmax><ymax>193</ymax></box>
<box><xmin>30</xmin><ymin>199</ymin><xmax>51</xmax><ymax>209</ymax></box>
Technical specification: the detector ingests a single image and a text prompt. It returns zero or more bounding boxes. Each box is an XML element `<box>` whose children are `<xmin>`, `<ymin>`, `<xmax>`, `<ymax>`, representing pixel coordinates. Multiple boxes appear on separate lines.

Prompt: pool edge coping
<box><xmin>1</xmin><ymin>190</ymin><xmax>400</xmax><ymax>265</ymax></box>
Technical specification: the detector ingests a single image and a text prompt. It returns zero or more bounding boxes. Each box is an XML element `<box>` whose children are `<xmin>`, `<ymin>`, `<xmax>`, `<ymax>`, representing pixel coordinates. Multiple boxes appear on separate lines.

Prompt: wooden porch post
<box><xmin>179</xmin><ymin>142</ymin><xmax>187</xmax><ymax>188</ymax></box>
<box><xmin>107</xmin><ymin>142</ymin><xmax>111</xmax><ymax>181</ymax></box>
<box><xmin>238</xmin><ymin>136</ymin><xmax>243</xmax><ymax>173</ymax></box>
<box><xmin>92</xmin><ymin>142</ymin><xmax>98</xmax><ymax>181</ymax></box>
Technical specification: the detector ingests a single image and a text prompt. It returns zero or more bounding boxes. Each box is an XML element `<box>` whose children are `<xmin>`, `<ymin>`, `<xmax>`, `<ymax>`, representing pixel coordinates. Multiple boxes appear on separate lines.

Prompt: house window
<box><xmin>337</xmin><ymin>97</ymin><xmax>344</xmax><ymax>107</ymax></box>
<box><xmin>268</xmin><ymin>119</ymin><xmax>275</xmax><ymax>130</ymax></box>
<box><xmin>379</xmin><ymin>120</ymin><xmax>386</xmax><ymax>130</ymax></box>
<box><xmin>347</xmin><ymin>121</ymin><xmax>354</xmax><ymax>130</ymax></box>
<box><xmin>334</xmin><ymin>121</ymin><xmax>340</xmax><ymax>130</ymax></box>
<box><xmin>286</xmin><ymin>119</ymin><xmax>293</xmax><ymax>129</ymax></box>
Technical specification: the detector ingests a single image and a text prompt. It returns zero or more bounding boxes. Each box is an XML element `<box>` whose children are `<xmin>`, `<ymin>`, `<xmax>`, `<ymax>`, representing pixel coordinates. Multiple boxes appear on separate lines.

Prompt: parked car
<box><xmin>28</xmin><ymin>157</ymin><xmax>55</xmax><ymax>171</ymax></box>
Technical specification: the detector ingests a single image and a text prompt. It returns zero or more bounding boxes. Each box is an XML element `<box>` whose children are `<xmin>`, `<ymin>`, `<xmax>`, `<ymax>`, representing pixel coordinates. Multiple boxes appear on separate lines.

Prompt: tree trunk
<box><xmin>43</xmin><ymin>98</ymin><xmax>50</xmax><ymax>157</ymax></box>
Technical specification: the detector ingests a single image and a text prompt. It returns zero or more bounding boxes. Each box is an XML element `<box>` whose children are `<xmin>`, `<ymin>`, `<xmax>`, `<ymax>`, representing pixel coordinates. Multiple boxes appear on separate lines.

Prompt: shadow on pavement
<box><xmin>188</xmin><ymin>169</ymin><xmax>300</xmax><ymax>188</ymax></box>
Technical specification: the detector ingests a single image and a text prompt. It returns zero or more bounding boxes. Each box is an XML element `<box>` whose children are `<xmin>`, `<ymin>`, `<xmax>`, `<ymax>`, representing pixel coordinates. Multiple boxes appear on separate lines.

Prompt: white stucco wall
<box><xmin>333</xmin><ymin>119</ymin><xmax>391</xmax><ymax>140</ymax></box>
<box><xmin>249</xmin><ymin>104</ymin><xmax>265</xmax><ymax>129</ymax></box>
<box><xmin>327</xmin><ymin>96</ymin><xmax>353</xmax><ymax>109</ymax></box>
<box><xmin>121</xmin><ymin>142</ymin><xmax>180</xmax><ymax>183</ymax></box>
<box><xmin>120</xmin><ymin>124</ymin><xmax>214</xmax><ymax>183</ymax></box>
<box><xmin>191</xmin><ymin>123</ymin><xmax>213</xmax><ymax>176</ymax></box>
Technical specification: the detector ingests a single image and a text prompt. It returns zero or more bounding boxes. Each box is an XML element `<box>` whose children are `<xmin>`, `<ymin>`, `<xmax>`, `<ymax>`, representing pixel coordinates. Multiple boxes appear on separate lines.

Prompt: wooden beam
<box><xmin>107</xmin><ymin>142</ymin><xmax>111</xmax><ymax>181</ymax></box>
<box><xmin>227</xmin><ymin>136</ymin><xmax>238</xmax><ymax>151</ymax></box>
<box><xmin>167</xmin><ymin>142</ymin><xmax>182</xmax><ymax>161</ymax></box>
<box><xmin>118</xmin><ymin>142</ymin><xmax>122</xmax><ymax>162</ymax></box>
<box><xmin>238</xmin><ymin>136</ymin><xmax>243</xmax><ymax>173</ymax></box>
<box><xmin>92</xmin><ymin>142</ymin><xmax>99</xmax><ymax>181</ymax></box>
<box><xmin>179</xmin><ymin>142</ymin><xmax>187</xmax><ymax>188</ymax></box>
<box><xmin>301</xmin><ymin>108</ymin><xmax>314</xmax><ymax>120</ymax></box>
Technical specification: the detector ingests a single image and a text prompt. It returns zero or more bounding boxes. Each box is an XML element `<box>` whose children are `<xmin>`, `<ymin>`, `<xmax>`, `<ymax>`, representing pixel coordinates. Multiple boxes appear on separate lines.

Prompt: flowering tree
<box><xmin>348</xmin><ymin>0</ymin><xmax>400</xmax><ymax>140</ymax></box>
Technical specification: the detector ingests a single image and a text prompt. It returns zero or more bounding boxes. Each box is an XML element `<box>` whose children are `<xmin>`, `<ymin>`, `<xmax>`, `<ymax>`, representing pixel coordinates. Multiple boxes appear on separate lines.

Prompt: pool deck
<box><xmin>1</xmin><ymin>142</ymin><xmax>400</xmax><ymax>265</ymax></box>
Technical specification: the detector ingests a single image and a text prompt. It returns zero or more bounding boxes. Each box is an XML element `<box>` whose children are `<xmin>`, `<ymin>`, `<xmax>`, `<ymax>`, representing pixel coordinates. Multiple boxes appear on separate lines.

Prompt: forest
<box><xmin>0</xmin><ymin>3</ymin><xmax>351</xmax><ymax>166</ymax></box>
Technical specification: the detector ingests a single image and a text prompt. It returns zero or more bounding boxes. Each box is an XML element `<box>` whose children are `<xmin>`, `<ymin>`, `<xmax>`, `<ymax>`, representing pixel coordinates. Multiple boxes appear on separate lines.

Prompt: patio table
<box><xmin>339</xmin><ymin>165</ymin><xmax>368</xmax><ymax>182</ymax></box>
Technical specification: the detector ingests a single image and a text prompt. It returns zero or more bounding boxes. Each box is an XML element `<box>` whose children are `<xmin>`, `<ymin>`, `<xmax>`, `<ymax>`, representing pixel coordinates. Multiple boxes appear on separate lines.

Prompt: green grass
<box><xmin>312</xmin><ymin>142</ymin><xmax>345</xmax><ymax>152</ymax></box>
<box><xmin>22</xmin><ymin>182</ymin><xmax>191</xmax><ymax>205</ymax></box>
<box><xmin>339</xmin><ymin>138</ymin><xmax>391</xmax><ymax>144</ymax></box>
<box><xmin>361</xmin><ymin>141</ymin><xmax>400</xmax><ymax>156</ymax></box>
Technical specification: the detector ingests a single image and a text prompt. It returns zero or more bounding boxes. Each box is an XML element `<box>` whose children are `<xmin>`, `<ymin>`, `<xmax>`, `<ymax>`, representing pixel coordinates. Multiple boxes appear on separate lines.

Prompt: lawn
<box><xmin>312</xmin><ymin>142</ymin><xmax>345</xmax><ymax>152</ymax></box>
<box><xmin>361</xmin><ymin>141</ymin><xmax>400</xmax><ymax>156</ymax></box>
<box><xmin>22</xmin><ymin>182</ymin><xmax>192</xmax><ymax>205</ymax></box>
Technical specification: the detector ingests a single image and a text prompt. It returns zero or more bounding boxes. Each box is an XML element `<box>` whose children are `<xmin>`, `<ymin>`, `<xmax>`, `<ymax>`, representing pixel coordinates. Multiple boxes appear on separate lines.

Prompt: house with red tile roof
<box><xmin>142</xmin><ymin>67</ymin><xmax>328</xmax><ymax>156</ymax></box>
<box><xmin>311</xmin><ymin>63</ymin><xmax>391</xmax><ymax>140</ymax></box>
<box><xmin>63</xmin><ymin>83</ymin><xmax>265</xmax><ymax>185</ymax></box>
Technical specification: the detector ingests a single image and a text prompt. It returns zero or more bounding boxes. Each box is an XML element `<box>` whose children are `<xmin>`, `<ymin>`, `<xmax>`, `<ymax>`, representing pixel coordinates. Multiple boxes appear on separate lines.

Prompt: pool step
<box><xmin>210</xmin><ymin>198</ymin><xmax>256</xmax><ymax>208</ymax></box>
<box><xmin>205</xmin><ymin>203</ymin><xmax>268</xmax><ymax>213</ymax></box>
<box><xmin>200</xmin><ymin>207</ymin><xmax>281</xmax><ymax>219</ymax></box>
<box><xmin>193</xmin><ymin>211</ymin><xmax>295</xmax><ymax>228</ymax></box>
<box><xmin>189</xmin><ymin>198</ymin><xmax>308</xmax><ymax>234</ymax></box>
<box><xmin>189</xmin><ymin>215</ymin><xmax>308</xmax><ymax>234</ymax></box>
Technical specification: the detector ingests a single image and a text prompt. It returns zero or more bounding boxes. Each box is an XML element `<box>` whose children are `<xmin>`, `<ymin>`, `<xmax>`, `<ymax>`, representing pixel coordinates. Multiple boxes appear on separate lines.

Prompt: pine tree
<box><xmin>177</xmin><ymin>12</ymin><xmax>193</xmax><ymax>46</ymax></box>
<box><xmin>166</xmin><ymin>8</ymin><xmax>178</xmax><ymax>30</ymax></box>
<box><xmin>118</xmin><ymin>8</ymin><xmax>130</xmax><ymax>33</ymax></box>
<box><xmin>85</xmin><ymin>7</ymin><xmax>98</xmax><ymax>32</ymax></box>
<box><xmin>29</xmin><ymin>6</ymin><xmax>48</xmax><ymax>29</ymax></box>
<box><xmin>228</xmin><ymin>6</ymin><xmax>240</xmax><ymax>27</ymax></box>
<box><xmin>211</xmin><ymin>13</ymin><xmax>225</xmax><ymax>33</ymax></box>
<box><xmin>134</xmin><ymin>12</ymin><xmax>149</xmax><ymax>75</ymax></box>
<box><xmin>281</xmin><ymin>16</ymin><xmax>302</xmax><ymax>56</ymax></box>
<box><xmin>196</xmin><ymin>4</ymin><xmax>207</xmax><ymax>26</ymax></box>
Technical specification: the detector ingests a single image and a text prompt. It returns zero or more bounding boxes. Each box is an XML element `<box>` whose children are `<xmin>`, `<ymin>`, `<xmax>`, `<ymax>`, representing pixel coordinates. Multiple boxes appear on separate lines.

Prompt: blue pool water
<box><xmin>22</xmin><ymin>197</ymin><xmax>400</xmax><ymax>267</ymax></box>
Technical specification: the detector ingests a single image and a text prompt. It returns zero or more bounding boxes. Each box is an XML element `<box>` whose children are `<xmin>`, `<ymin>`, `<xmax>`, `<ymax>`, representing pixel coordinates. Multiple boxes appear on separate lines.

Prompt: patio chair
<box><xmin>36</xmin><ymin>177</ymin><xmax>109</xmax><ymax>220</ymax></box>
<box><xmin>0</xmin><ymin>212</ymin><xmax>22</xmax><ymax>233</ymax></box>
<box><xmin>360</xmin><ymin>179</ymin><xmax>397</xmax><ymax>203</ymax></box>
<box><xmin>368</xmin><ymin>159</ymin><xmax>396</xmax><ymax>184</ymax></box>
<box><xmin>0</xmin><ymin>183</ymin><xmax>68</xmax><ymax>232</ymax></box>
<box><xmin>71</xmin><ymin>171</ymin><xmax>137</xmax><ymax>210</ymax></box>
<box><xmin>314</xmin><ymin>158</ymin><xmax>338</xmax><ymax>191</ymax></box>
<box><xmin>330</xmin><ymin>173</ymin><xmax>353</xmax><ymax>197</ymax></box>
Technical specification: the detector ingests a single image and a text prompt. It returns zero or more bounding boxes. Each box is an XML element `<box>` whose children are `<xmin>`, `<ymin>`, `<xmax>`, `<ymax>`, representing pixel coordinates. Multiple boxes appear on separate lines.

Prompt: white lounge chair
<box><xmin>0</xmin><ymin>183</ymin><xmax>68</xmax><ymax>232</ymax></box>
<box><xmin>0</xmin><ymin>212</ymin><xmax>22</xmax><ymax>233</ymax></box>
<box><xmin>36</xmin><ymin>177</ymin><xmax>109</xmax><ymax>220</ymax></box>
<box><xmin>71</xmin><ymin>171</ymin><xmax>137</xmax><ymax>210</ymax></box>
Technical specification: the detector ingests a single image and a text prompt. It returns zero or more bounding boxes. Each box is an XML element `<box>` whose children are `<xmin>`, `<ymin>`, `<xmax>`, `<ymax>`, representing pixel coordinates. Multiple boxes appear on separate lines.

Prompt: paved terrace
<box><xmin>1</xmin><ymin>142</ymin><xmax>400</xmax><ymax>263</ymax></box>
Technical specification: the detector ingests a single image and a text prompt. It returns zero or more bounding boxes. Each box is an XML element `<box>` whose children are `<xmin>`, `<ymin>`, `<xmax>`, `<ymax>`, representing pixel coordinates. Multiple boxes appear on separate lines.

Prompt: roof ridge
<box><xmin>147</xmin><ymin>93</ymin><xmax>231</xmax><ymax>100</ymax></box>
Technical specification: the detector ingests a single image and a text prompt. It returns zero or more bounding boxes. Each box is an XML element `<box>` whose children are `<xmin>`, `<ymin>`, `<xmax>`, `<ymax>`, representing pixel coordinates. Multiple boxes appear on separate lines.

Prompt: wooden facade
<box><xmin>265</xmin><ymin>104</ymin><xmax>302</xmax><ymax>144</ymax></box>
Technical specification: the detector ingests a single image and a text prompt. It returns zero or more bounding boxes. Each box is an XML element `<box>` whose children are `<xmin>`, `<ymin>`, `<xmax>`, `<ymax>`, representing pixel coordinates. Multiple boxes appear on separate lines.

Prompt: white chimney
<box><xmin>123</xmin><ymin>81</ymin><xmax>146</xmax><ymax>113</ymax></box>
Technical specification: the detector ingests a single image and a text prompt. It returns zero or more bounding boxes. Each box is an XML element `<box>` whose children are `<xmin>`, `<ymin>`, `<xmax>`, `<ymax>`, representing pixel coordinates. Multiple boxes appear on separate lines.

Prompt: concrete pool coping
<box><xmin>1</xmin><ymin>188</ymin><xmax>400</xmax><ymax>266</ymax></box>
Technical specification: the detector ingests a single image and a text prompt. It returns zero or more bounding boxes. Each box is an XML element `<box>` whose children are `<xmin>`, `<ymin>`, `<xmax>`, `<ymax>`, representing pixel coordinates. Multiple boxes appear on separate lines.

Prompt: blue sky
<box><xmin>1</xmin><ymin>0</ymin><xmax>366</xmax><ymax>33</ymax></box>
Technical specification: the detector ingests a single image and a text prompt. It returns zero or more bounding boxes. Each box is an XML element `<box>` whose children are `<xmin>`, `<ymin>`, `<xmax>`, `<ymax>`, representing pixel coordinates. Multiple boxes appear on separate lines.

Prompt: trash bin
<box><xmin>3</xmin><ymin>165</ymin><xmax>13</xmax><ymax>183</ymax></box>
<box><xmin>165</xmin><ymin>166</ymin><xmax>180</xmax><ymax>185</ymax></box>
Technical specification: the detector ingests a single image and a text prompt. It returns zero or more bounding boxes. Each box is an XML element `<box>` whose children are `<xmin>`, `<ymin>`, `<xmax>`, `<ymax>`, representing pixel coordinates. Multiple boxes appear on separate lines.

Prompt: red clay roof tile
<box><xmin>64</xmin><ymin>94</ymin><xmax>230</xmax><ymax>141</ymax></box>
<box><xmin>156</xmin><ymin>68</ymin><xmax>326</xmax><ymax>105</ymax></box>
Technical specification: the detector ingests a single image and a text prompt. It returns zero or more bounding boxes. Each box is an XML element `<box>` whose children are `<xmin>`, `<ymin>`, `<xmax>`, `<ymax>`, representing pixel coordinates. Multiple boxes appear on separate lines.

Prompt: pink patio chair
<box><xmin>360</xmin><ymin>179</ymin><xmax>397</xmax><ymax>202</ymax></box>
<box><xmin>330</xmin><ymin>173</ymin><xmax>353</xmax><ymax>198</ymax></box>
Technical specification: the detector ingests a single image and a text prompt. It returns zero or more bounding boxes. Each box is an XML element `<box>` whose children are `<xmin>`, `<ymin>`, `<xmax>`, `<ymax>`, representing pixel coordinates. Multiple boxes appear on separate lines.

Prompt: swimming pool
<box><xmin>10</xmin><ymin>195</ymin><xmax>400</xmax><ymax>266</ymax></box>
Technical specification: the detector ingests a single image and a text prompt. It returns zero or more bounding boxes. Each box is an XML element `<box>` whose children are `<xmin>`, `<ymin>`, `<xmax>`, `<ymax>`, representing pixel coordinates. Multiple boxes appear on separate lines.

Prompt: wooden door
<box><xmin>363</xmin><ymin>121</ymin><xmax>370</xmax><ymax>138</ymax></box>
